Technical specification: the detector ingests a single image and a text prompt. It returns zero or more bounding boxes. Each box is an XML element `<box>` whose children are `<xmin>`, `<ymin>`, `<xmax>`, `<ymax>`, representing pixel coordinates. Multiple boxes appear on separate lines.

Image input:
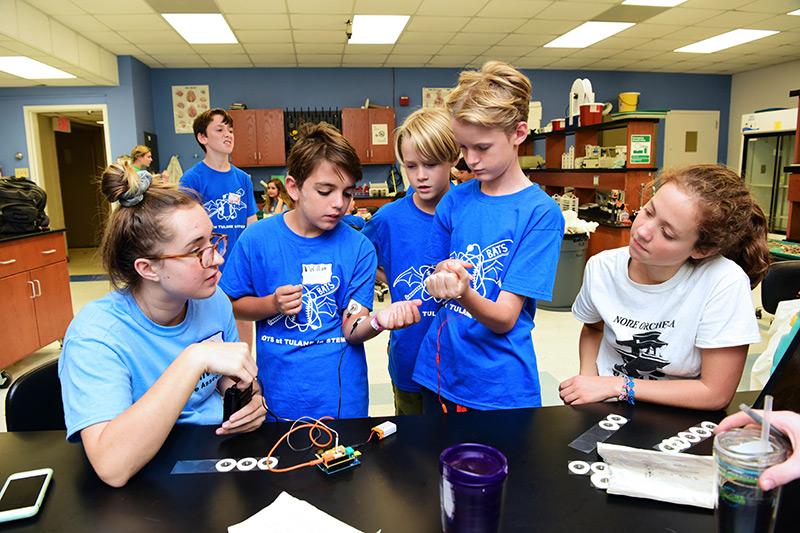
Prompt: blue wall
<box><xmin>0</xmin><ymin>56</ymin><xmax>148</xmax><ymax>175</ymax></box>
<box><xmin>150</xmin><ymin>65</ymin><xmax>731</xmax><ymax>186</ymax></box>
<box><xmin>0</xmin><ymin>57</ymin><xmax>731</xmax><ymax>185</ymax></box>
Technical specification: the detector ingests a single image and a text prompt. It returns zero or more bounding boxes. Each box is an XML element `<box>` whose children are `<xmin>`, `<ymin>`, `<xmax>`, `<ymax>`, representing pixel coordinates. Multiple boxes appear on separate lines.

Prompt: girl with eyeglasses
<box><xmin>58</xmin><ymin>160</ymin><xmax>266</xmax><ymax>487</ymax></box>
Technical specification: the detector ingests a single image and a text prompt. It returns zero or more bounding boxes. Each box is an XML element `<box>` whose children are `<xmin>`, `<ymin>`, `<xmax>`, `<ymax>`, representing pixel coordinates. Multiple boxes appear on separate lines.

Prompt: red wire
<box><xmin>436</xmin><ymin>317</ymin><xmax>452</xmax><ymax>414</ymax></box>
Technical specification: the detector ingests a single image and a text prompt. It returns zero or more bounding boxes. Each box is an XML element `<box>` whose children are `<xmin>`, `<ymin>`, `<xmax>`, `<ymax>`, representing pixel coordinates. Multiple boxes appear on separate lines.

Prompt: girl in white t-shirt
<box><xmin>559</xmin><ymin>164</ymin><xmax>769</xmax><ymax>410</ymax></box>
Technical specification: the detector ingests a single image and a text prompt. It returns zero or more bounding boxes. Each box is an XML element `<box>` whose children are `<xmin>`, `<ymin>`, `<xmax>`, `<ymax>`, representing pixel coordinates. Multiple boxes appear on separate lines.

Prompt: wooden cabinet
<box><xmin>229</xmin><ymin>109</ymin><xmax>286</xmax><ymax>167</ymax></box>
<box><xmin>786</xmin><ymin>89</ymin><xmax>800</xmax><ymax>241</ymax></box>
<box><xmin>0</xmin><ymin>231</ymin><xmax>73</xmax><ymax>368</ymax></box>
<box><xmin>341</xmin><ymin>108</ymin><xmax>396</xmax><ymax>164</ymax></box>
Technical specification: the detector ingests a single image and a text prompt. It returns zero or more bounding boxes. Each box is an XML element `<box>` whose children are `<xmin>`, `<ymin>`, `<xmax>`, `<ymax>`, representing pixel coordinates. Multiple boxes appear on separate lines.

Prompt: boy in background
<box><xmin>363</xmin><ymin>108</ymin><xmax>459</xmax><ymax>415</ymax></box>
<box><xmin>180</xmin><ymin>108</ymin><xmax>257</xmax><ymax>348</ymax></box>
<box><xmin>220</xmin><ymin>122</ymin><xmax>421</xmax><ymax>420</ymax></box>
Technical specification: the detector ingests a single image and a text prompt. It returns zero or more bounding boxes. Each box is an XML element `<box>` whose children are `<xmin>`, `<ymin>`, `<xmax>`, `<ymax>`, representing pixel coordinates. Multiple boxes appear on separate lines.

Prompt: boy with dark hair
<box><xmin>220</xmin><ymin>122</ymin><xmax>421</xmax><ymax>420</ymax></box>
<box><xmin>180</xmin><ymin>108</ymin><xmax>257</xmax><ymax>347</ymax></box>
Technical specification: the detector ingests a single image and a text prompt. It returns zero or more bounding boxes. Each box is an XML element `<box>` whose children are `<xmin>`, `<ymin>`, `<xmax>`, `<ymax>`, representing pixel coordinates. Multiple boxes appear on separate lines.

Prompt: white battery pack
<box><xmin>372</xmin><ymin>421</ymin><xmax>397</xmax><ymax>440</ymax></box>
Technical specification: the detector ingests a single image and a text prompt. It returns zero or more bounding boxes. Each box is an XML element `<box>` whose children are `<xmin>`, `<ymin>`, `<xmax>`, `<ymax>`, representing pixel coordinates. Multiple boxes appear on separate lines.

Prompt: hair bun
<box><xmin>100</xmin><ymin>160</ymin><xmax>150</xmax><ymax>206</ymax></box>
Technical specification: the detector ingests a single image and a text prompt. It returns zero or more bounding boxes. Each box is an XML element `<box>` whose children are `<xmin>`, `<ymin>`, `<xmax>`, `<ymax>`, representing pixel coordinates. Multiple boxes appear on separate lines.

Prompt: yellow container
<box><xmin>618</xmin><ymin>92</ymin><xmax>640</xmax><ymax>112</ymax></box>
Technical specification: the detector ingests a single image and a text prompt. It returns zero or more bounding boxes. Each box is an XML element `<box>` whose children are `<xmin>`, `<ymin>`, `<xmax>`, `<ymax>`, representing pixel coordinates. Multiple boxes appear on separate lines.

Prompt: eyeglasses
<box><xmin>146</xmin><ymin>233</ymin><xmax>227</xmax><ymax>268</ymax></box>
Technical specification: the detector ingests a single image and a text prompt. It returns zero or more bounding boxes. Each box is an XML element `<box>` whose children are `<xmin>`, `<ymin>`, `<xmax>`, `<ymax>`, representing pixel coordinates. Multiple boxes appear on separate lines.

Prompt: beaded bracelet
<box><xmin>618</xmin><ymin>376</ymin><xmax>635</xmax><ymax>405</ymax></box>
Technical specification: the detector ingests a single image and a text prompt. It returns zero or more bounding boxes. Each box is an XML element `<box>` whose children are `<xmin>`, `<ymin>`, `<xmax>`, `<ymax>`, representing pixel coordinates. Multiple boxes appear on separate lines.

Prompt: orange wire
<box><xmin>265</xmin><ymin>417</ymin><xmax>335</xmax><ymax>473</ymax></box>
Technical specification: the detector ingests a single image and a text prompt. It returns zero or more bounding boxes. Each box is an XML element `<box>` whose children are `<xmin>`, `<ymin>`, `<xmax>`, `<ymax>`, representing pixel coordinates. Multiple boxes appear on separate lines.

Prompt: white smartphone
<box><xmin>0</xmin><ymin>468</ymin><xmax>53</xmax><ymax>523</ymax></box>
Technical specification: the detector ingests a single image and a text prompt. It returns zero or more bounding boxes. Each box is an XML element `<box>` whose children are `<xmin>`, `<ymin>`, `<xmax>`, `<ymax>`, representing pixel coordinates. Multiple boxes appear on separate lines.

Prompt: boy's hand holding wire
<box><xmin>426</xmin><ymin>259</ymin><xmax>473</xmax><ymax>300</ymax></box>
<box><xmin>374</xmin><ymin>299</ymin><xmax>423</xmax><ymax>330</ymax></box>
<box><xmin>274</xmin><ymin>284</ymin><xmax>303</xmax><ymax>316</ymax></box>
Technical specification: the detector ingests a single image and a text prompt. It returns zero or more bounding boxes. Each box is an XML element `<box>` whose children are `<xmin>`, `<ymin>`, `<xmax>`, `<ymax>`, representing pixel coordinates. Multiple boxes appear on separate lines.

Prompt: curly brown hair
<box><xmin>653</xmin><ymin>164</ymin><xmax>769</xmax><ymax>288</ymax></box>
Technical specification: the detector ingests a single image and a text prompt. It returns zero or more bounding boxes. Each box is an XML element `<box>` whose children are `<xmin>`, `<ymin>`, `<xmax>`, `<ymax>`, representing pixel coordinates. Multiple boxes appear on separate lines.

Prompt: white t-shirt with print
<box><xmin>572</xmin><ymin>247</ymin><xmax>760</xmax><ymax>380</ymax></box>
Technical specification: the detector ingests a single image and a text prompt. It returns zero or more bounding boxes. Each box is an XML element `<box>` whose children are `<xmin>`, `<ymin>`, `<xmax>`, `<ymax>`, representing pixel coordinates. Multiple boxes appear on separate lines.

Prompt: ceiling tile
<box><xmin>566</xmin><ymin>48</ymin><xmax>616</xmax><ymax>60</ymax></box>
<box><xmin>590</xmin><ymin>36</ymin><xmax>650</xmax><ymax>50</ymax></box>
<box><xmin>292</xmin><ymin>30</ymin><xmax>347</xmax><ymax>43</ymax></box>
<box><xmin>385</xmin><ymin>54</ymin><xmax>433</xmax><ymax>64</ymax></box>
<box><xmin>82</xmin><ymin>31</ymin><xmax>131</xmax><ymax>45</ymax></box>
<box><xmin>498</xmin><ymin>33</ymin><xmax>560</xmax><ymax>47</ymax></box>
<box><xmin>119</xmin><ymin>30</ymin><xmax>185</xmax><ymax>44</ymax></box>
<box><xmin>477</xmin><ymin>1</ymin><xmax>552</xmax><ymax>18</ymax></box>
<box><xmin>427</xmin><ymin>55</ymin><xmax>480</xmax><ymax>66</ymax></box>
<box><xmin>544</xmin><ymin>57</ymin><xmax>594</xmax><ymax>69</ymax></box>
<box><xmin>515</xmin><ymin>19</ymin><xmax>579</xmax><ymax>34</ymax></box>
<box><xmin>645</xmin><ymin>8</ymin><xmax>724</xmax><ymax>26</ymax></box>
<box><xmin>101</xmin><ymin>43</ymin><xmax>144</xmax><ymax>55</ymax></box>
<box><xmin>345</xmin><ymin>44</ymin><xmax>396</xmax><ymax>55</ymax></box>
<box><xmin>737</xmin><ymin>0</ymin><xmax>800</xmax><ymax>14</ymax></box>
<box><xmin>250</xmin><ymin>56</ymin><xmax>298</xmax><ymax>66</ymax></box>
<box><xmin>225</xmin><ymin>14</ymin><xmax>291</xmax><ymax>30</ymax></box>
<box><xmin>153</xmin><ymin>54</ymin><xmax>208</xmax><ymax>65</ymax></box>
<box><xmin>636</xmin><ymin>38</ymin><xmax>689</xmax><ymax>51</ymax></box>
<box><xmin>243</xmin><ymin>43</ymin><xmax>295</xmax><ymax>54</ymax></box>
<box><xmin>235</xmin><ymin>30</ymin><xmax>293</xmax><ymax>44</ymax></box>
<box><xmin>25</xmin><ymin>0</ymin><xmax>85</xmax><ymax>16</ymax></box>
<box><xmin>94</xmin><ymin>14</ymin><xmax>170</xmax><ymax>31</ymax></box>
<box><xmin>191</xmin><ymin>44</ymin><xmax>246</xmax><ymax>54</ymax></box>
<box><xmin>397</xmin><ymin>31</ymin><xmax>456</xmax><ymax>44</ymax></box>
<box><xmin>524</xmin><ymin>47</ymin><xmax>574</xmax><ymax>59</ymax></box>
<box><xmin>513</xmin><ymin>56</ymin><xmax>558</xmax><ymax>68</ymax></box>
<box><xmin>585</xmin><ymin>59</ymin><xmax>637</xmax><ymax>70</ymax></box>
<box><xmin>449</xmin><ymin>32</ymin><xmax>507</xmax><ymax>45</ymax></box>
<box><xmin>461</xmin><ymin>17</ymin><xmax>526</xmax><ymax>33</ymax></box>
<box><xmin>132</xmin><ymin>54</ymin><xmax>163</xmax><ymax>68</ymax></box>
<box><xmin>535</xmin><ymin>1</ymin><xmax>613</xmax><ymax>20</ymax></box>
<box><xmin>137</xmin><ymin>43</ymin><xmax>195</xmax><ymax>54</ymax></box>
<box><xmin>296</xmin><ymin>54</ymin><xmax>343</xmax><ymax>64</ymax></box>
<box><xmin>681</xmin><ymin>0</ymin><xmax>753</xmax><ymax>9</ymax></box>
<box><xmin>354</xmin><ymin>0</ymin><xmax>423</xmax><ymax>14</ymax></box>
<box><xmin>72</xmin><ymin>0</ymin><xmax>153</xmax><ymax>14</ymax></box>
<box><xmin>215</xmin><ymin>0</ymin><xmax>288</xmax><ymax>13</ymax></box>
<box><xmin>748</xmin><ymin>15</ymin><xmax>800</xmax><ymax>31</ymax></box>
<box><xmin>58</xmin><ymin>14</ymin><xmax>109</xmax><ymax>32</ymax></box>
<box><xmin>287</xmin><ymin>0</ymin><xmax>353</xmax><ymax>14</ymax></box>
<box><xmin>701</xmin><ymin>10</ymin><xmax>775</xmax><ymax>28</ymax></box>
<box><xmin>617</xmin><ymin>24</ymin><xmax>684</xmax><ymax>39</ymax></box>
<box><xmin>407</xmin><ymin>16</ymin><xmax>470</xmax><ymax>32</ymax></box>
<box><xmin>666</xmin><ymin>26</ymin><xmax>733</xmax><ymax>42</ymax></box>
<box><xmin>416</xmin><ymin>0</ymin><xmax>489</xmax><ymax>17</ymax></box>
<box><xmin>484</xmin><ymin>45</ymin><xmax>536</xmax><ymax>56</ymax></box>
<box><xmin>295</xmin><ymin>43</ymin><xmax>345</xmax><ymax>54</ymax></box>
<box><xmin>438</xmin><ymin>44</ymin><xmax>490</xmax><ymax>56</ymax></box>
<box><xmin>392</xmin><ymin>44</ymin><xmax>443</xmax><ymax>54</ymax></box>
<box><xmin>341</xmin><ymin>55</ymin><xmax>387</xmax><ymax>64</ymax></box>
<box><xmin>203</xmin><ymin>54</ymin><xmax>253</xmax><ymax>66</ymax></box>
<box><xmin>290</xmin><ymin>14</ymin><xmax>349</xmax><ymax>30</ymax></box>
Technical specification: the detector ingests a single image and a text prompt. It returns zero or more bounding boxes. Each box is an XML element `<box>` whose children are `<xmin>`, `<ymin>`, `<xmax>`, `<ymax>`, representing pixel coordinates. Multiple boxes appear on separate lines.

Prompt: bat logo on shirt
<box><xmin>452</xmin><ymin>239</ymin><xmax>512</xmax><ymax>297</ymax></box>
<box><xmin>203</xmin><ymin>188</ymin><xmax>247</xmax><ymax>222</ymax></box>
<box><xmin>267</xmin><ymin>276</ymin><xmax>341</xmax><ymax>332</ymax></box>
<box><xmin>393</xmin><ymin>264</ymin><xmax>438</xmax><ymax>302</ymax></box>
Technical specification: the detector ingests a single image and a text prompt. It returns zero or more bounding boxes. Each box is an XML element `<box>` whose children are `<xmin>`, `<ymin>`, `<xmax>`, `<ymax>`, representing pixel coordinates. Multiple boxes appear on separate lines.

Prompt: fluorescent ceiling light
<box><xmin>675</xmin><ymin>29</ymin><xmax>778</xmax><ymax>53</ymax></box>
<box><xmin>788</xmin><ymin>9</ymin><xmax>800</xmax><ymax>16</ymax></box>
<box><xmin>162</xmin><ymin>13</ymin><xmax>237</xmax><ymax>44</ymax></box>
<box><xmin>622</xmin><ymin>0</ymin><xmax>686</xmax><ymax>6</ymax></box>
<box><xmin>349</xmin><ymin>15</ymin><xmax>409</xmax><ymax>45</ymax></box>
<box><xmin>544</xmin><ymin>22</ymin><xmax>634</xmax><ymax>48</ymax></box>
<box><xmin>0</xmin><ymin>56</ymin><xmax>75</xmax><ymax>79</ymax></box>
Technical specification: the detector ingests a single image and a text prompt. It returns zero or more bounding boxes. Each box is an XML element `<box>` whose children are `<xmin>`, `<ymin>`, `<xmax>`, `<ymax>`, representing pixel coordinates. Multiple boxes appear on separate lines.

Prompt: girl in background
<box><xmin>264</xmin><ymin>178</ymin><xmax>293</xmax><ymax>215</ymax></box>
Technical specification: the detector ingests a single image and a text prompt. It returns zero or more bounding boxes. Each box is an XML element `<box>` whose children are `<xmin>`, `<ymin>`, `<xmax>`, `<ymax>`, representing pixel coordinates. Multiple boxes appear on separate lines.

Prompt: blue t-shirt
<box><xmin>363</xmin><ymin>194</ymin><xmax>440</xmax><ymax>392</ymax></box>
<box><xmin>180</xmin><ymin>161</ymin><xmax>257</xmax><ymax>269</ymax></box>
<box><xmin>342</xmin><ymin>214</ymin><xmax>366</xmax><ymax>230</ymax></box>
<box><xmin>414</xmin><ymin>180</ymin><xmax>564</xmax><ymax>409</ymax></box>
<box><xmin>219</xmin><ymin>214</ymin><xmax>377</xmax><ymax>420</ymax></box>
<box><xmin>59</xmin><ymin>287</ymin><xmax>238</xmax><ymax>442</ymax></box>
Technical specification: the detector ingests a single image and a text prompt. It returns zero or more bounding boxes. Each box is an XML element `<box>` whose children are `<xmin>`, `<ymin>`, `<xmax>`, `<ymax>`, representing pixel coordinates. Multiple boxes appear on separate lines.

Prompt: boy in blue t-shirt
<box><xmin>362</xmin><ymin>108</ymin><xmax>459</xmax><ymax>415</ymax></box>
<box><xmin>417</xmin><ymin>61</ymin><xmax>564</xmax><ymax>413</ymax></box>
<box><xmin>220</xmin><ymin>122</ymin><xmax>422</xmax><ymax>420</ymax></box>
<box><xmin>180</xmin><ymin>108</ymin><xmax>258</xmax><ymax>348</ymax></box>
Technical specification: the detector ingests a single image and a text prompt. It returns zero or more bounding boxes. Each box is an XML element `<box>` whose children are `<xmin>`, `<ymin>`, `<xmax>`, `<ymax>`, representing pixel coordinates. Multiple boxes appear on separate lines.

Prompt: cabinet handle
<box><xmin>0</xmin><ymin>258</ymin><xmax>16</xmax><ymax>265</ymax></box>
<box><xmin>254</xmin><ymin>152</ymin><xmax>257</xmax><ymax>161</ymax></box>
<box><xmin>34</xmin><ymin>279</ymin><xmax>42</xmax><ymax>298</ymax></box>
<box><xmin>41</xmin><ymin>249</ymin><xmax>57</xmax><ymax>255</ymax></box>
<box><xmin>28</xmin><ymin>280</ymin><xmax>36</xmax><ymax>299</ymax></box>
<box><xmin>257</xmin><ymin>151</ymin><xmax>261</xmax><ymax>161</ymax></box>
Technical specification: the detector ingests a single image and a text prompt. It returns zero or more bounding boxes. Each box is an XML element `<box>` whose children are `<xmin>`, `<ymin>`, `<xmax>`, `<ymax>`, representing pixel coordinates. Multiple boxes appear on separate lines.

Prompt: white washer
<box><xmin>678</xmin><ymin>431</ymin><xmax>701</xmax><ymax>443</ymax></box>
<box><xmin>215</xmin><ymin>458</ymin><xmax>236</xmax><ymax>472</ymax></box>
<box><xmin>599</xmin><ymin>420</ymin><xmax>620</xmax><ymax>431</ymax></box>
<box><xmin>258</xmin><ymin>457</ymin><xmax>279</xmax><ymax>471</ymax></box>
<box><xmin>591</xmin><ymin>471</ymin><xmax>609</xmax><ymax>490</ymax></box>
<box><xmin>568</xmin><ymin>460</ymin><xmax>591</xmax><ymax>475</ymax></box>
<box><xmin>690</xmin><ymin>426</ymin><xmax>713</xmax><ymax>438</ymax></box>
<box><xmin>590</xmin><ymin>462</ymin><xmax>608</xmax><ymax>474</ymax></box>
<box><xmin>606</xmin><ymin>414</ymin><xmax>628</xmax><ymax>425</ymax></box>
<box><xmin>236</xmin><ymin>457</ymin><xmax>257</xmax><ymax>471</ymax></box>
<box><xmin>700</xmin><ymin>421</ymin><xmax>718</xmax><ymax>430</ymax></box>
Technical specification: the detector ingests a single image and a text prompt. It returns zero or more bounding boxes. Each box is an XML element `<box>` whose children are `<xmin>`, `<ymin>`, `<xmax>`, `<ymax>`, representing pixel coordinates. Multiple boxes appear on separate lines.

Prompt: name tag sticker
<box><xmin>302</xmin><ymin>263</ymin><xmax>332</xmax><ymax>285</ymax></box>
<box><xmin>200</xmin><ymin>331</ymin><xmax>224</xmax><ymax>343</ymax></box>
<box><xmin>228</xmin><ymin>193</ymin><xmax>241</xmax><ymax>204</ymax></box>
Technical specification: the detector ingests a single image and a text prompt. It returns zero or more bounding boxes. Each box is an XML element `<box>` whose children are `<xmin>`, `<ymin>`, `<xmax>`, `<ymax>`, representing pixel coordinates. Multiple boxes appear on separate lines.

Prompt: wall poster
<box><xmin>172</xmin><ymin>85</ymin><xmax>210</xmax><ymax>134</ymax></box>
<box><xmin>422</xmin><ymin>87</ymin><xmax>453</xmax><ymax>109</ymax></box>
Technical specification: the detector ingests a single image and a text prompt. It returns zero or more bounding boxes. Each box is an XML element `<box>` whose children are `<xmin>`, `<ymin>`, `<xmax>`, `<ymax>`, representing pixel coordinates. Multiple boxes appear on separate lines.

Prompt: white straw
<box><xmin>761</xmin><ymin>395</ymin><xmax>773</xmax><ymax>453</ymax></box>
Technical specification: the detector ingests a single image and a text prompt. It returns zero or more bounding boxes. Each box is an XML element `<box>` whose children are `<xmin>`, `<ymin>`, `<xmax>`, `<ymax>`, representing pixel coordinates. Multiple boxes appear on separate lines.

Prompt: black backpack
<box><xmin>0</xmin><ymin>177</ymin><xmax>50</xmax><ymax>235</ymax></box>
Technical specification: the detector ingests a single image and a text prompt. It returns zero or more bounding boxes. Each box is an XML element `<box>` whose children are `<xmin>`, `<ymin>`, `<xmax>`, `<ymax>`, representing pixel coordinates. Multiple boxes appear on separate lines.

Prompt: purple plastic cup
<box><xmin>439</xmin><ymin>443</ymin><xmax>509</xmax><ymax>533</ymax></box>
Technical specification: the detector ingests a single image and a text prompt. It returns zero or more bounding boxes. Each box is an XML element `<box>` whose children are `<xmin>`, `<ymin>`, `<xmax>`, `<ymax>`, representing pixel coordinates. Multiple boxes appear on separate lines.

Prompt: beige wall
<box><xmin>37</xmin><ymin>115</ymin><xmax>65</xmax><ymax>234</ymax></box>
<box><xmin>727</xmin><ymin>59</ymin><xmax>800</xmax><ymax>172</ymax></box>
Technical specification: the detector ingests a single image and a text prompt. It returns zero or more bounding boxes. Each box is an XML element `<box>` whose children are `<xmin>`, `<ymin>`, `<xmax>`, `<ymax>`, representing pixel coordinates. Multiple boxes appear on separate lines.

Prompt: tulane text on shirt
<box><xmin>613</xmin><ymin>316</ymin><xmax>676</xmax><ymax>330</ymax></box>
<box><xmin>194</xmin><ymin>371</ymin><xmax>217</xmax><ymax>393</ymax></box>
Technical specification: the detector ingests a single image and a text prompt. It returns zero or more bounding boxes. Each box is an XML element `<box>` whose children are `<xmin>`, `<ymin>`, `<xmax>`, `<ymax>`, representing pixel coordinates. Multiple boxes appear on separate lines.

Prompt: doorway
<box><xmin>53</xmin><ymin>122</ymin><xmax>107</xmax><ymax>247</ymax></box>
<box><xmin>664</xmin><ymin>110</ymin><xmax>720</xmax><ymax>167</ymax></box>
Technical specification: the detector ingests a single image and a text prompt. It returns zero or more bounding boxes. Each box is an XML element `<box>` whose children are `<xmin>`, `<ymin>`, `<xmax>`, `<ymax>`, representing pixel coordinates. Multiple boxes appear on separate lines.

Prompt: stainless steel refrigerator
<box><xmin>742</xmin><ymin>131</ymin><xmax>796</xmax><ymax>234</ymax></box>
